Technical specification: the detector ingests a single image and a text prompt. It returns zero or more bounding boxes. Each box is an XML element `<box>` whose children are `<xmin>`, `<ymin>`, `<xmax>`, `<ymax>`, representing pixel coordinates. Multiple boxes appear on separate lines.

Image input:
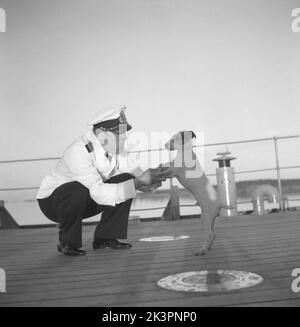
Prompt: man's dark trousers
<box><xmin>38</xmin><ymin>173</ymin><xmax>134</xmax><ymax>248</ymax></box>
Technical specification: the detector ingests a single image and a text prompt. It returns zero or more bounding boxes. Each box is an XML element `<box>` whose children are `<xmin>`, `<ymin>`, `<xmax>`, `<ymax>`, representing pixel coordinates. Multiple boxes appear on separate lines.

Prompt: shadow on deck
<box><xmin>0</xmin><ymin>212</ymin><xmax>300</xmax><ymax>307</ymax></box>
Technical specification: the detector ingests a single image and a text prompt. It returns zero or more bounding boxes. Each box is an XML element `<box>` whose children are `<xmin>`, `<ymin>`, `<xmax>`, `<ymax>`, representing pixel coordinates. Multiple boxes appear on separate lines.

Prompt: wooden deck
<box><xmin>0</xmin><ymin>211</ymin><xmax>300</xmax><ymax>307</ymax></box>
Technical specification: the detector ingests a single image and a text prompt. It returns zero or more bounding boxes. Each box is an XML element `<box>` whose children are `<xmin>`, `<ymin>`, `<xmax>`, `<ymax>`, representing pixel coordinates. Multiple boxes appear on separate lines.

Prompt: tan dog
<box><xmin>162</xmin><ymin>131</ymin><xmax>229</xmax><ymax>255</ymax></box>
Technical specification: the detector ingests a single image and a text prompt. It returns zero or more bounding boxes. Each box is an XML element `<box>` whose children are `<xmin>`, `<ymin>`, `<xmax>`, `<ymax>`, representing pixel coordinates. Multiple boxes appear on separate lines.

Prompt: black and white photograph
<box><xmin>0</xmin><ymin>0</ymin><xmax>300</xmax><ymax>311</ymax></box>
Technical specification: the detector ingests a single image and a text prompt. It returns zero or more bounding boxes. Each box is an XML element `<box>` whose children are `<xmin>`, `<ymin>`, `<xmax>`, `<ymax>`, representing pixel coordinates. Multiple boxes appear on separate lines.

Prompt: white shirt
<box><xmin>37</xmin><ymin>130</ymin><xmax>143</xmax><ymax>206</ymax></box>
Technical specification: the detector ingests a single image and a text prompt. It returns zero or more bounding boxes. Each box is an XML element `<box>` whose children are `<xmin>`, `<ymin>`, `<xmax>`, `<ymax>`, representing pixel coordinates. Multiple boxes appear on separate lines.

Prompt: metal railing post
<box><xmin>273</xmin><ymin>136</ymin><xmax>283</xmax><ymax>210</ymax></box>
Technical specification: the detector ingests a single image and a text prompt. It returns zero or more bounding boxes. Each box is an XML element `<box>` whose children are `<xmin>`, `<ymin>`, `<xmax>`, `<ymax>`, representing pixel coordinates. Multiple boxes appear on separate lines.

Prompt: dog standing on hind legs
<box><xmin>162</xmin><ymin>131</ymin><xmax>231</xmax><ymax>256</ymax></box>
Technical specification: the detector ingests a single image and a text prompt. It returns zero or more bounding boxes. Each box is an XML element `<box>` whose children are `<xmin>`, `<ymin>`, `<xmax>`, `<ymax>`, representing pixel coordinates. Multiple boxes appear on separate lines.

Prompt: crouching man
<box><xmin>37</xmin><ymin>105</ymin><xmax>173</xmax><ymax>256</ymax></box>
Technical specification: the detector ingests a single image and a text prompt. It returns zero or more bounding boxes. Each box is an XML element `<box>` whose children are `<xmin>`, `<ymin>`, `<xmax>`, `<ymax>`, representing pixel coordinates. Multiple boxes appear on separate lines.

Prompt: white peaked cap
<box><xmin>88</xmin><ymin>105</ymin><xmax>127</xmax><ymax>126</ymax></box>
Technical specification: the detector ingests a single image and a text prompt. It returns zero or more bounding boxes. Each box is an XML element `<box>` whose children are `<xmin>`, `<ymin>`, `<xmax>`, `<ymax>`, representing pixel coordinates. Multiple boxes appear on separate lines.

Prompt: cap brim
<box><xmin>102</xmin><ymin>123</ymin><xmax>132</xmax><ymax>134</ymax></box>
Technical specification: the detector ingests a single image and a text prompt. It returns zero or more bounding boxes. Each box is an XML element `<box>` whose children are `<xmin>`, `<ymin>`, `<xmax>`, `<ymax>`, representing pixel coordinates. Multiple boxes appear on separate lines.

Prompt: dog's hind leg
<box><xmin>208</xmin><ymin>213</ymin><xmax>218</xmax><ymax>250</ymax></box>
<box><xmin>194</xmin><ymin>205</ymin><xmax>219</xmax><ymax>255</ymax></box>
<box><xmin>174</xmin><ymin>171</ymin><xmax>222</xmax><ymax>255</ymax></box>
<box><xmin>194</xmin><ymin>213</ymin><xmax>212</xmax><ymax>255</ymax></box>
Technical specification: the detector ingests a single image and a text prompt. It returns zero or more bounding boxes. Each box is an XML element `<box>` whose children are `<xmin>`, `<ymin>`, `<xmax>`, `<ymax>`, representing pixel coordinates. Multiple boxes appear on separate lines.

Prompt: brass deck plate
<box><xmin>157</xmin><ymin>270</ymin><xmax>264</xmax><ymax>292</ymax></box>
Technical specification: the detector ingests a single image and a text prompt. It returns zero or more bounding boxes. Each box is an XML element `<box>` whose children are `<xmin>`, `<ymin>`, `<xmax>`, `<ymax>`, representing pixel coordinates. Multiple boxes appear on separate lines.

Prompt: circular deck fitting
<box><xmin>139</xmin><ymin>235</ymin><xmax>190</xmax><ymax>242</ymax></box>
<box><xmin>157</xmin><ymin>270</ymin><xmax>263</xmax><ymax>292</ymax></box>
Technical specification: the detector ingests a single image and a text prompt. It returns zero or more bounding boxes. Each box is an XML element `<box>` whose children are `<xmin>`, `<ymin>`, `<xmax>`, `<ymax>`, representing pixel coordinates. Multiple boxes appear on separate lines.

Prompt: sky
<box><xmin>0</xmin><ymin>0</ymin><xmax>300</xmax><ymax>202</ymax></box>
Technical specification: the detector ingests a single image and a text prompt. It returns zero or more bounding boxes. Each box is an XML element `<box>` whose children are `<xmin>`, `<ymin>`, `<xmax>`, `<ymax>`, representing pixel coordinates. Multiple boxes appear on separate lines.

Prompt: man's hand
<box><xmin>138</xmin><ymin>182</ymin><xmax>162</xmax><ymax>193</ymax></box>
<box><xmin>133</xmin><ymin>167</ymin><xmax>174</xmax><ymax>190</ymax></box>
<box><xmin>139</xmin><ymin>167</ymin><xmax>174</xmax><ymax>185</ymax></box>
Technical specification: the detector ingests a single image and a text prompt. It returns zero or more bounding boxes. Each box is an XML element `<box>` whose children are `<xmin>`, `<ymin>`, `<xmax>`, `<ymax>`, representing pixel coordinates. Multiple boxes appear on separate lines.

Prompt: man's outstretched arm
<box><xmin>133</xmin><ymin>167</ymin><xmax>174</xmax><ymax>190</ymax></box>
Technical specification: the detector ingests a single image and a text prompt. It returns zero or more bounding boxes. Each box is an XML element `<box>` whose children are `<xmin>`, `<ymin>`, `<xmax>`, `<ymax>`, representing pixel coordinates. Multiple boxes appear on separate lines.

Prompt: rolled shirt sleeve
<box><xmin>64</xmin><ymin>145</ymin><xmax>136</xmax><ymax>207</ymax></box>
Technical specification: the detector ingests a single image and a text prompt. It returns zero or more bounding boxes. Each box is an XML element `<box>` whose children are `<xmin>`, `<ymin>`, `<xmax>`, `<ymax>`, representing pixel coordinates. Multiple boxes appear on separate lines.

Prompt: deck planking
<box><xmin>0</xmin><ymin>211</ymin><xmax>300</xmax><ymax>307</ymax></box>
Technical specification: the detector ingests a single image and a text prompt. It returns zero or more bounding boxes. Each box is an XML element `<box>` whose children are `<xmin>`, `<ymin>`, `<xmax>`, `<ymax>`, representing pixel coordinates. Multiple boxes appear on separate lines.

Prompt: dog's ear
<box><xmin>189</xmin><ymin>131</ymin><xmax>196</xmax><ymax>139</ymax></box>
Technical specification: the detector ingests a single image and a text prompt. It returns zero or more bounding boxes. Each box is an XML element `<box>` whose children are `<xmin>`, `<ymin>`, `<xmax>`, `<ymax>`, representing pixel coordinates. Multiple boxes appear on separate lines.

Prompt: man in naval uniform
<box><xmin>37</xmin><ymin>105</ymin><xmax>173</xmax><ymax>256</ymax></box>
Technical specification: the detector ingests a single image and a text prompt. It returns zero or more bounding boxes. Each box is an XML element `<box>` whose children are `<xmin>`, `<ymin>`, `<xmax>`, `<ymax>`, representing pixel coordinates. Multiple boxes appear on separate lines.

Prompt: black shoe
<box><xmin>92</xmin><ymin>239</ymin><xmax>107</xmax><ymax>250</ymax></box>
<box><xmin>57</xmin><ymin>242</ymin><xmax>86</xmax><ymax>256</ymax></box>
<box><xmin>93</xmin><ymin>239</ymin><xmax>132</xmax><ymax>250</ymax></box>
